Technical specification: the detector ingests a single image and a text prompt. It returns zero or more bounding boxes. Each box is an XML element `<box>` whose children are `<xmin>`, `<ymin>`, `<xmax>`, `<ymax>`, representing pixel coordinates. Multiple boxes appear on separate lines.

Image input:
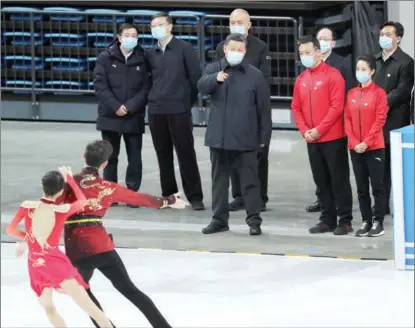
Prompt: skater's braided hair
<box><xmin>84</xmin><ymin>140</ymin><xmax>113</xmax><ymax>168</ymax></box>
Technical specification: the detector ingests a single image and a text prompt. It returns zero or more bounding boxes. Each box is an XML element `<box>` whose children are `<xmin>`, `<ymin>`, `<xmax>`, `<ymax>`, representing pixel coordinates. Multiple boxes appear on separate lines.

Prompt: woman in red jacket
<box><xmin>345</xmin><ymin>54</ymin><xmax>389</xmax><ymax>238</ymax></box>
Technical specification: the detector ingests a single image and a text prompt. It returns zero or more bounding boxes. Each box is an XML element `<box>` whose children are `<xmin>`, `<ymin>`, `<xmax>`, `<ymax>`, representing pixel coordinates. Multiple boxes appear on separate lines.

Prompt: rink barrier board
<box><xmin>390</xmin><ymin>126</ymin><xmax>414</xmax><ymax>271</ymax></box>
<box><xmin>1</xmin><ymin>241</ymin><xmax>392</xmax><ymax>261</ymax></box>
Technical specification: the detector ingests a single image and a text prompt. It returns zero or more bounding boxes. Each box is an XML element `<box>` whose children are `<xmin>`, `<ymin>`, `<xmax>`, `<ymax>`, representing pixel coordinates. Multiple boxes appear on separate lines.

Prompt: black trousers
<box><xmin>230</xmin><ymin>145</ymin><xmax>269</xmax><ymax>204</ymax></box>
<box><xmin>72</xmin><ymin>250</ymin><xmax>172</xmax><ymax>328</ymax></box>
<box><xmin>210</xmin><ymin>148</ymin><xmax>262</xmax><ymax>226</ymax></box>
<box><xmin>307</xmin><ymin>138</ymin><xmax>353</xmax><ymax>226</ymax></box>
<box><xmin>101</xmin><ymin>131</ymin><xmax>143</xmax><ymax>192</ymax></box>
<box><xmin>350</xmin><ymin>149</ymin><xmax>386</xmax><ymax>224</ymax></box>
<box><xmin>148</xmin><ymin>112</ymin><xmax>203</xmax><ymax>202</ymax></box>
<box><xmin>383</xmin><ymin>143</ymin><xmax>392</xmax><ymax>212</ymax></box>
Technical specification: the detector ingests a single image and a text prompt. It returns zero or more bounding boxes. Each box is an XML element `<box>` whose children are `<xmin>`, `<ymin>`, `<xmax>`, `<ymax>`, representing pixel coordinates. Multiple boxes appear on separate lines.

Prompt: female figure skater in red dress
<box><xmin>6</xmin><ymin>166</ymin><xmax>113</xmax><ymax>328</ymax></box>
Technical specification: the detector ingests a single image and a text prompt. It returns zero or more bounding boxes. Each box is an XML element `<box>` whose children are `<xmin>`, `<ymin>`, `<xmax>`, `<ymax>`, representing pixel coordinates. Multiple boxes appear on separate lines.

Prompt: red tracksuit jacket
<box><xmin>57</xmin><ymin>167</ymin><xmax>169</xmax><ymax>261</ymax></box>
<box><xmin>344</xmin><ymin>82</ymin><xmax>389</xmax><ymax>151</ymax></box>
<box><xmin>291</xmin><ymin>61</ymin><xmax>346</xmax><ymax>143</ymax></box>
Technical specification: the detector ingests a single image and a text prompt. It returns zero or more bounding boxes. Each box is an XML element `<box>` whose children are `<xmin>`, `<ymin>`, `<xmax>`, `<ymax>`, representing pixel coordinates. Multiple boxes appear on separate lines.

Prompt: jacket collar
<box><xmin>82</xmin><ymin>166</ymin><xmax>100</xmax><ymax>176</ymax></box>
<box><xmin>155</xmin><ymin>35</ymin><xmax>177</xmax><ymax>52</ymax></box>
<box><xmin>375</xmin><ymin>46</ymin><xmax>406</xmax><ymax>61</ymax></box>
<box><xmin>40</xmin><ymin>197</ymin><xmax>56</xmax><ymax>204</ymax></box>
<box><xmin>308</xmin><ymin>60</ymin><xmax>325</xmax><ymax>73</ymax></box>
<box><xmin>358</xmin><ymin>81</ymin><xmax>376</xmax><ymax>91</ymax></box>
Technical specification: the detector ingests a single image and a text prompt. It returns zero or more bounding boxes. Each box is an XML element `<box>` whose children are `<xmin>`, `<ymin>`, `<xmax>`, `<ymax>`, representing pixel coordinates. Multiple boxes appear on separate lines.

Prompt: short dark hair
<box><xmin>151</xmin><ymin>12</ymin><xmax>173</xmax><ymax>24</ymax></box>
<box><xmin>224</xmin><ymin>33</ymin><xmax>247</xmax><ymax>46</ymax></box>
<box><xmin>298</xmin><ymin>35</ymin><xmax>320</xmax><ymax>50</ymax></box>
<box><xmin>380</xmin><ymin>21</ymin><xmax>404</xmax><ymax>38</ymax></box>
<box><xmin>42</xmin><ymin>171</ymin><xmax>65</xmax><ymax>196</ymax></box>
<box><xmin>315</xmin><ymin>26</ymin><xmax>337</xmax><ymax>40</ymax></box>
<box><xmin>84</xmin><ymin>140</ymin><xmax>113</xmax><ymax>168</ymax></box>
<box><xmin>356</xmin><ymin>54</ymin><xmax>376</xmax><ymax>71</ymax></box>
<box><xmin>118</xmin><ymin>23</ymin><xmax>138</xmax><ymax>35</ymax></box>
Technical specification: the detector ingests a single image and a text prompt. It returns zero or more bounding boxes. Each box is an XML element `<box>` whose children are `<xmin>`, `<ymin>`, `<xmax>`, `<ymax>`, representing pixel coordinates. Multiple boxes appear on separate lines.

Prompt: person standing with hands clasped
<box><xmin>291</xmin><ymin>35</ymin><xmax>354</xmax><ymax>235</ymax></box>
<box><xmin>197</xmin><ymin>33</ymin><xmax>272</xmax><ymax>236</ymax></box>
<box><xmin>345</xmin><ymin>55</ymin><xmax>389</xmax><ymax>237</ymax></box>
<box><xmin>93</xmin><ymin>24</ymin><xmax>150</xmax><ymax>208</ymax></box>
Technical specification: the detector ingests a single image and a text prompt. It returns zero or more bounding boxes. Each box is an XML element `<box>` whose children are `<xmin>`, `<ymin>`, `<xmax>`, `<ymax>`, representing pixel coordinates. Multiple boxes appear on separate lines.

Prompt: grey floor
<box><xmin>0</xmin><ymin>121</ymin><xmax>393</xmax><ymax>259</ymax></box>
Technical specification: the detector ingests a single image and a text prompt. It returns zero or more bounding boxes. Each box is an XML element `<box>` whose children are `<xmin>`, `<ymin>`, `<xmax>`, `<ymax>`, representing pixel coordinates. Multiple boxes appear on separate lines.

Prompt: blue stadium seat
<box><xmin>3</xmin><ymin>56</ymin><xmax>43</xmax><ymax>70</ymax></box>
<box><xmin>168</xmin><ymin>11</ymin><xmax>210</xmax><ymax>25</ymax></box>
<box><xmin>5</xmin><ymin>80</ymin><xmax>43</xmax><ymax>94</ymax></box>
<box><xmin>88</xmin><ymin>81</ymin><xmax>94</xmax><ymax>88</ymax></box>
<box><xmin>175</xmin><ymin>35</ymin><xmax>212</xmax><ymax>50</ymax></box>
<box><xmin>139</xmin><ymin>34</ymin><xmax>156</xmax><ymax>49</ymax></box>
<box><xmin>127</xmin><ymin>10</ymin><xmax>161</xmax><ymax>24</ymax></box>
<box><xmin>84</xmin><ymin>9</ymin><xmax>125</xmax><ymax>23</ymax></box>
<box><xmin>44</xmin><ymin>33</ymin><xmax>86</xmax><ymax>47</ymax></box>
<box><xmin>86</xmin><ymin>33</ymin><xmax>114</xmax><ymax>48</ymax></box>
<box><xmin>45</xmin><ymin>58</ymin><xmax>87</xmax><ymax>72</ymax></box>
<box><xmin>1</xmin><ymin>7</ymin><xmax>42</xmax><ymax>21</ymax></box>
<box><xmin>45</xmin><ymin>81</ymin><xmax>87</xmax><ymax>95</ymax></box>
<box><xmin>42</xmin><ymin>7</ymin><xmax>85</xmax><ymax>22</ymax></box>
<box><xmin>2</xmin><ymin>31</ymin><xmax>45</xmax><ymax>46</ymax></box>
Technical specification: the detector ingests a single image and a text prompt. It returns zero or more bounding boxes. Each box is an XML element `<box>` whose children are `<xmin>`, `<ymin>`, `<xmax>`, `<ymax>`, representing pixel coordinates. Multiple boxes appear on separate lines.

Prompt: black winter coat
<box><xmin>373</xmin><ymin>47</ymin><xmax>414</xmax><ymax>142</ymax></box>
<box><xmin>197</xmin><ymin>58</ymin><xmax>272</xmax><ymax>151</ymax></box>
<box><xmin>94</xmin><ymin>40</ymin><xmax>150</xmax><ymax>134</ymax></box>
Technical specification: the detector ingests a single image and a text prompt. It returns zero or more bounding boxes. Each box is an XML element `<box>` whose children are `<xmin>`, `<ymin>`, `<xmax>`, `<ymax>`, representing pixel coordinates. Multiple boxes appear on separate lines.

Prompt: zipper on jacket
<box><xmin>222</xmin><ymin>72</ymin><xmax>228</xmax><ymax>148</ymax></box>
<box><xmin>358</xmin><ymin>90</ymin><xmax>363</xmax><ymax>141</ymax></box>
<box><xmin>309</xmin><ymin>72</ymin><xmax>314</xmax><ymax>127</ymax></box>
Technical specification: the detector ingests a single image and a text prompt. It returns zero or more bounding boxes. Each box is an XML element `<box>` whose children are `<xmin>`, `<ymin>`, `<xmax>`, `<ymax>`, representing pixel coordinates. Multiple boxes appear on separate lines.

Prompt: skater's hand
<box><xmin>58</xmin><ymin>166</ymin><xmax>73</xmax><ymax>181</ymax></box>
<box><xmin>167</xmin><ymin>192</ymin><xmax>189</xmax><ymax>209</ymax></box>
<box><xmin>15</xmin><ymin>241</ymin><xmax>27</xmax><ymax>257</ymax></box>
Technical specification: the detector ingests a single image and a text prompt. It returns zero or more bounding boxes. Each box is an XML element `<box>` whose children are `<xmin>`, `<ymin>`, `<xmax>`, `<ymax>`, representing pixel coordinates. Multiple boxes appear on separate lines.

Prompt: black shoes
<box><xmin>309</xmin><ymin>222</ymin><xmax>353</xmax><ymax>235</ymax></box>
<box><xmin>306</xmin><ymin>200</ymin><xmax>321</xmax><ymax>213</ymax></box>
<box><xmin>356</xmin><ymin>221</ymin><xmax>372</xmax><ymax>237</ymax></box>
<box><xmin>368</xmin><ymin>221</ymin><xmax>385</xmax><ymax>237</ymax></box>
<box><xmin>201</xmin><ymin>222</ymin><xmax>262</xmax><ymax>236</ymax></box>
<box><xmin>249</xmin><ymin>225</ymin><xmax>262</xmax><ymax>236</ymax></box>
<box><xmin>202</xmin><ymin>222</ymin><xmax>229</xmax><ymax>234</ymax></box>
<box><xmin>191</xmin><ymin>201</ymin><xmax>205</xmax><ymax>211</ymax></box>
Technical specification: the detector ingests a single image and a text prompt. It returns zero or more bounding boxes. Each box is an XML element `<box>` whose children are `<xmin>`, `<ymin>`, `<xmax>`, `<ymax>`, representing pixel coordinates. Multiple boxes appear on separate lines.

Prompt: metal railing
<box><xmin>1</xmin><ymin>8</ymin><xmax>301</xmax><ymax>101</ymax></box>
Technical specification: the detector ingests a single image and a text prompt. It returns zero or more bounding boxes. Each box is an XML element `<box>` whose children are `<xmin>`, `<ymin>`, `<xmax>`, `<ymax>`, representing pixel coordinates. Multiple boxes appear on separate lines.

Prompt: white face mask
<box><xmin>319</xmin><ymin>40</ymin><xmax>332</xmax><ymax>54</ymax></box>
<box><xmin>230</xmin><ymin>25</ymin><xmax>246</xmax><ymax>35</ymax></box>
<box><xmin>226</xmin><ymin>51</ymin><xmax>245</xmax><ymax>66</ymax></box>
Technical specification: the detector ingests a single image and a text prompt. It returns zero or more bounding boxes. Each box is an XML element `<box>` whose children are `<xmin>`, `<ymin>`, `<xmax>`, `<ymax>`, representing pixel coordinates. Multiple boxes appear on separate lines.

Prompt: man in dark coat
<box><xmin>214</xmin><ymin>8</ymin><xmax>272</xmax><ymax>212</ymax></box>
<box><xmin>305</xmin><ymin>26</ymin><xmax>354</xmax><ymax>213</ymax></box>
<box><xmin>94</xmin><ymin>23</ymin><xmax>150</xmax><ymax>208</ymax></box>
<box><xmin>373</xmin><ymin>21</ymin><xmax>414</xmax><ymax>214</ymax></box>
<box><xmin>197</xmin><ymin>33</ymin><xmax>272</xmax><ymax>236</ymax></box>
<box><xmin>146</xmin><ymin>13</ymin><xmax>205</xmax><ymax>211</ymax></box>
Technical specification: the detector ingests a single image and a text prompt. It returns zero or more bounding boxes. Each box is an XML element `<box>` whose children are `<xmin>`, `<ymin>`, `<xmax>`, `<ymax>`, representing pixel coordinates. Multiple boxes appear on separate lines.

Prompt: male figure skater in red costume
<box><xmin>57</xmin><ymin>140</ymin><xmax>186</xmax><ymax>328</ymax></box>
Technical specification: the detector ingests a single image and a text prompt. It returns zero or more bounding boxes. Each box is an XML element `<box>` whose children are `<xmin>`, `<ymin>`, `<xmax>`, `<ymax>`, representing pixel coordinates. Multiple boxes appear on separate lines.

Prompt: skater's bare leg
<box><xmin>60</xmin><ymin>279</ymin><xmax>112</xmax><ymax>328</ymax></box>
<box><xmin>38</xmin><ymin>288</ymin><xmax>67</xmax><ymax>328</ymax></box>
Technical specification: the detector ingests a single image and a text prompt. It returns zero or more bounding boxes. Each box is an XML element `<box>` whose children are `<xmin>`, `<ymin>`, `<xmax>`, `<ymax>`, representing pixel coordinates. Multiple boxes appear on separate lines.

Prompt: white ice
<box><xmin>1</xmin><ymin>242</ymin><xmax>413</xmax><ymax>327</ymax></box>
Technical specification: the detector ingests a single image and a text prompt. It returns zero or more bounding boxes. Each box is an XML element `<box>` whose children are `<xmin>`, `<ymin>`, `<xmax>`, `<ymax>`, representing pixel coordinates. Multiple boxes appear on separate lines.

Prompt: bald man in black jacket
<box><xmin>305</xmin><ymin>26</ymin><xmax>354</xmax><ymax>213</ymax></box>
<box><xmin>215</xmin><ymin>8</ymin><xmax>272</xmax><ymax>212</ymax></box>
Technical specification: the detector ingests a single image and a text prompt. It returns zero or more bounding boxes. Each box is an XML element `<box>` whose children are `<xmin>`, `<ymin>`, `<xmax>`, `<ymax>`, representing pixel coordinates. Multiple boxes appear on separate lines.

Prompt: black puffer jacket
<box><xmin>93</xmin><ymin>39</ymin><xmax>150</xmax><ymax>134</ymax></box>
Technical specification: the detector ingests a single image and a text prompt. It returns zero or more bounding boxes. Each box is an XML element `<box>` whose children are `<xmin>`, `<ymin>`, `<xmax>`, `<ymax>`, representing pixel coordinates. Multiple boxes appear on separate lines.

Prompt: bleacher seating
<box><xmin>1</xmin><ymin>6</ymin><xmax>299</xmax><ymax>100</ymax></box>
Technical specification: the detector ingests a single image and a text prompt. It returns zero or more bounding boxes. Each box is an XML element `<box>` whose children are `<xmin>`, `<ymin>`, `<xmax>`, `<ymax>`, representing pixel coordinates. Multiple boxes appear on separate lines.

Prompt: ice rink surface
<box><xmin>1</xmin><ymin>243</ymin><xmax>413</xmax><ymax>327</ymax></box>
<box><xmin>1</xmin><ymin>122</ymin><xmax>393</xmax><ymax>259</ymax></box>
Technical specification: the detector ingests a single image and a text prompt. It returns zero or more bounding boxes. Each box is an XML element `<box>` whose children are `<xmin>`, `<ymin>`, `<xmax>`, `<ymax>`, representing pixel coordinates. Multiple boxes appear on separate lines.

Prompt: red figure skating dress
<box><xmin>7</xmin><ymin>175</ymin><xmax>89</xmax><ymax>297</ymax></box>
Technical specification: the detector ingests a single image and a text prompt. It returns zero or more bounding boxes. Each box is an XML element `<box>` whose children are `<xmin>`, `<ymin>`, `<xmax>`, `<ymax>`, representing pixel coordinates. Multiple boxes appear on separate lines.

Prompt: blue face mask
<box><xmin>379</xmin><ymin>36</ymin><xmax>393</xmax><ymax>50</ymax></box>
<box><xmin>230</xmin><ymin>25</ymin><xmax>246</xmax><ymax>35</ymax></box>
<box><xmin>121</xmin><ymin>37</ymin><xmax>137</xmax><ymax>51</ymax></box>
<box><xmin>319</xmin><ymin>40</ymin><xmax>332</xmax><ymax>54</ymax></box>
<box><xmin>300</xmin><ymin>55</ymin><xmax>316</xmax><ymax>68</ymax></box>
<box><xmin>226</xmin><ymin>51</ymin><xmax>244</xmax><ymax>66</ymax></box>
<box><xmin>151</xmin><ymin>26</ymin><xmax>168</xmax><ymax>40</ymax></box>
<box><xmin>356</xmin><ymin>71</ymin><xmax>370</xmax><ymax>84</ymax></box>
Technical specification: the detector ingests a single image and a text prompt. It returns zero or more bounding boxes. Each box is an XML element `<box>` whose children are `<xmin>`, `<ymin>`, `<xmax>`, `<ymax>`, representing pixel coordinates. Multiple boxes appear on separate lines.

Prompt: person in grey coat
<box><xmin>197</xmin><ymin>33</ymin><xmax>272</xmax><ymax>236</ymax></box>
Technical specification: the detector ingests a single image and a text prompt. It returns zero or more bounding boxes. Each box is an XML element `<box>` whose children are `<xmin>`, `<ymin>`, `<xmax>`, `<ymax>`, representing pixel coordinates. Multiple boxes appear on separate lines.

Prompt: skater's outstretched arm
<box><xmin>6</xmin><ymin>206</ymin><xmax>27</xmax><ymax>239</ymax></box>
<box><xmin>111</xmin><ymin>184</ymin><xmax>188</xmax><ymax>209</ymax></box>
<box><xmin>59</xmin><ymin>167</ymin><xmax>88</xmax><ymax>217</ymax></box>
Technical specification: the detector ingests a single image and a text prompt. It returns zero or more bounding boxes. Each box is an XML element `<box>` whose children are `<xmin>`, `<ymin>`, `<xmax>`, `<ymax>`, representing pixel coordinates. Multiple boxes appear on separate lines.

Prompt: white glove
<box><xmin>15</xmin><ymin>241</ymin><xmax>27</xmax><ymax>257</ymax></box>
<box><xmin>167</xmin><ymin>192</ymin><xmax>189</xmax><ymax>209</ymax></box>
